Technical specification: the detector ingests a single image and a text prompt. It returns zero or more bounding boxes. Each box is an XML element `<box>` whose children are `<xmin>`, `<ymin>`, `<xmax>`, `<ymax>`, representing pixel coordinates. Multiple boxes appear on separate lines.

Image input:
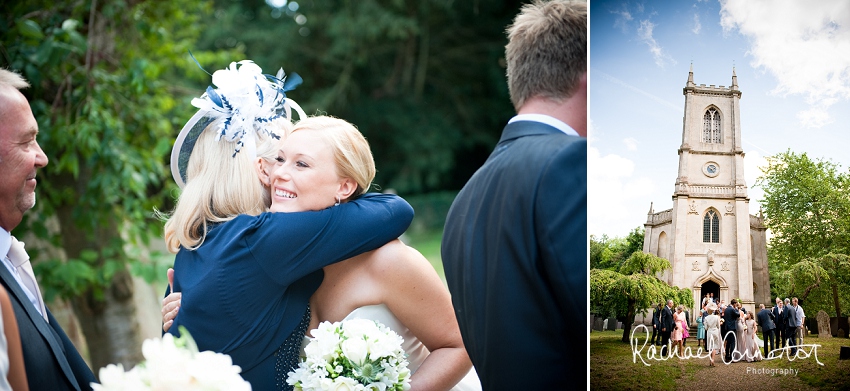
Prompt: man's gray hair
<box><xmin>0</xmin><ymin>69</ymin><xmax>30</xmax><ymax>90</ymax></box>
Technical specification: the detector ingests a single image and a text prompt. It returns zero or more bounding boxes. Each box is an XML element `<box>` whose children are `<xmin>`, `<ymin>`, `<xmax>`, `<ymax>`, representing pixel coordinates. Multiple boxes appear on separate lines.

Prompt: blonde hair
<box><xmin>290</xmin><ymin>116</ymin><xmax>375</xmax><ymax>198</ymax></box>
<box><xmin>505</xmin><ymin>0</ymin><xmax>586</xmax><ymax>110</ymax></box>
<box><xmin>163</xmin><ymin>118</ymin><xmax>293</xmax><ymax>253</ymax></box>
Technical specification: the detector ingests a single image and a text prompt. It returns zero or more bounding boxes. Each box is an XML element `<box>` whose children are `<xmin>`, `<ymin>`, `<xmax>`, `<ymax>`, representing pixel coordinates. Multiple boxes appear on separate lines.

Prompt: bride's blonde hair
<box><xmin>290</xmin><ymin>116</ymin><xmax>375</xmax><ymax>199</ymax></box>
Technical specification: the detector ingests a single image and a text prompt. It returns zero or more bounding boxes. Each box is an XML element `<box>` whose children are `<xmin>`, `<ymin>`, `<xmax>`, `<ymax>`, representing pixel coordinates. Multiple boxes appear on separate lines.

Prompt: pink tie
<box><xmin>8</xmin><ymin>237</ymin><xmax>48</xmax><ymax>321</ymax></box>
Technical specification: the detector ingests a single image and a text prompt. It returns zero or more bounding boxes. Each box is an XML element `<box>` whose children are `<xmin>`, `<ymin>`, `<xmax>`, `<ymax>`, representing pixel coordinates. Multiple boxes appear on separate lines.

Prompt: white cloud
<box><xmin>692</xmin><ymin>13</ymin><xmax>702</xmax><ymax>34</ymax></box>
<box><xmin>637</xmin><ymin>19</ymin><xmax>677</xmax><ymax>68</ymax></box>
<box><xmin>744</xmin><ymin>150</ymin><xmax>769</xmax><ymax>214</ymax></box>
<box><xmin>720</xmin><ymin>0</ymin><xmax>850</xmax><ymax>128</ymax></box>
<box><xmin>623</xmin><ymin>137</ymin><xmax>639</xmax><ymax>151</ymax></box>
<box><xmin>588</xmin><ymin>147</ymin><xmax>656</xmax><ymax>236</ymax></box>
<box><xmin>612</xmin><ymin>8</ymin><xmax>633</xmax><ymax>33</ymax></box>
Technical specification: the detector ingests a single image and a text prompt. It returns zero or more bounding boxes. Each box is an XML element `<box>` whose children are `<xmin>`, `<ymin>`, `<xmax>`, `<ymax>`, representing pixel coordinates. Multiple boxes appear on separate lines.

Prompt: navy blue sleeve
<box><xmin>535</xmin><ymin>137</ymin><xmax>587</xmax><ymax>321</ymax></box>
<box><xmin>246</xmin><ymin>193</ymin><xmax>414</xmax><ymax>286</ymax></box>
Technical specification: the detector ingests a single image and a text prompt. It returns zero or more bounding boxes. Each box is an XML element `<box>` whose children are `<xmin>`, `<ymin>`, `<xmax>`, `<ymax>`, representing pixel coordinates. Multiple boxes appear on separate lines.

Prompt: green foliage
<box><xmin>590</xmin><ymin>226</ymin><xmax>644</xmax><ymax>271</ymax></box>
<box><xmin>192</xmin><ymin>0</ymin><xmax>525</xmax><ymax>194</ymax></box>
<box><xmin>756</xmin><ymin>150</ymin><xmax>850</xmax><ymax>316</ymax></box>
<box><xmin>1</xmin><ymin>0</ymin><xmax>240</xmax><ymax>300</ymax></box>
<box><xmin>590</xmin><ymin>251</ymin><xmax>692</xmax><ymax>320</ymax></box>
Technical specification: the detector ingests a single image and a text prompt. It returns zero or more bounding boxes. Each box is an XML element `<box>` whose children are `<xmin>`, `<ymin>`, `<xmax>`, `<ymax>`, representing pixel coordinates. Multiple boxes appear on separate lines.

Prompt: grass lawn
<box><xmin>591</xmin><ymin>329</ymin><xmax>850</xmax><ymax>390</ymax></box>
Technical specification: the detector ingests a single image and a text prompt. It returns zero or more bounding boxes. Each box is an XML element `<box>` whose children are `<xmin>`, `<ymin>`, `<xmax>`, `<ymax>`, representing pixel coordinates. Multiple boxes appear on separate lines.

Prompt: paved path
<box><xmin>673</xmin><ymin>350</ymin><xmax>817</xmax><ymax>391</ymax></box>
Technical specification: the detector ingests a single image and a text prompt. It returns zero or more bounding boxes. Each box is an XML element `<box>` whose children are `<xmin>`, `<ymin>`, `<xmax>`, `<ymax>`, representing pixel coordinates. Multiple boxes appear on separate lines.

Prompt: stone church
<box><xmin>642</xmin><ymin>66</ymin><xmax>770</xmax><ymax>317</ymax></box>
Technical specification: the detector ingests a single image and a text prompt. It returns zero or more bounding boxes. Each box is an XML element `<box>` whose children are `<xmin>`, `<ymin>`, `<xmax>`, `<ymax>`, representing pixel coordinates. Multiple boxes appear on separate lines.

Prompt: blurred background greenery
<box><xmin>1</xmin><ymin>0</ymin><xmax>526</xmax><ymax>370</ymax></box>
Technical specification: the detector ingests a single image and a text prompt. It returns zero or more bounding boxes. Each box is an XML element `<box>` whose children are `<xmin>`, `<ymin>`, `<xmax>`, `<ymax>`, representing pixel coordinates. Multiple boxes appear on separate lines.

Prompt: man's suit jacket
<box><xmin>660</xmin><ymin>305</ymin><xmax>674</xmax><ymax>331</ymax></box>
<box><xmin>0</xmin><ymin>261</ymin><xmax>95</xmax><ymax>391</ymax></box>
<box><xmin>442</xmin><ymin>120</ymin><xmax>586</xmax><ymax>389</ymax></box>
<box><xmin>757</xmin><ymin>309</ymin><xmax>776</xmax><ymax>331</ymax></box>
<box><xmin>773</xmin><ymin>306</ymin><xmax>785</xmax><ymax>329</ymax></box>
<box><xmin>784</xmin><ymin>305</ymin><xmax>798</xmax><ymax>329</ymax></box>
<box><xmin>723</xmin><ymin>305</ymin><xmax>740</xmax><ymax>331</ymax></box>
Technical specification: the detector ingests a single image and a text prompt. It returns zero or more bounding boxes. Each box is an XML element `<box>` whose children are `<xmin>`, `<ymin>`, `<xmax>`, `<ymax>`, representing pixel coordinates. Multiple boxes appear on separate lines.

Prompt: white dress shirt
<box><xmin>0</xmin><ymin>229</ymin><xmax>44</xmax><ymax>318</ymax></box>
<box><xmin>508</xmin><ymin>114</ymin><xmax>579</xmax><ymax>136</ymax></box>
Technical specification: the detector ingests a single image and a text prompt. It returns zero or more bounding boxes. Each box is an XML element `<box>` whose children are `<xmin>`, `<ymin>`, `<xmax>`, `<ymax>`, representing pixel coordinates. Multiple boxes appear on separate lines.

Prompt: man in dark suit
<box><xmin>773</xmin><ymin>297</ymin><xmax>785</xmax><ymax>349</ymax></box>
<box><xmin>660</xmin><ymin>300</ymin><xmax>674</xmax><ymax>356</ymax></box>
<box><xmin>440</xmin><ymin>1</ymin><xmax>587</xmax><ymax>388</ymax></box>
<box><xmin>723</xmin><ymin>298</ymin><xmax>740</xmax><ymax>362</ymax></box>
<box><xmin>651</xmin><ymin>303</ymin><xmax>662</xmax><ymax>345</ymax></box>
<box><xmin>784</xmin><ymin>298</ymin><xmax>798</xmax><ymax>356</ymax></box>
<box><xmin>756</xmin><ymin>303</ymin><xmax>776</xmax><ymax>358</ymax></box>
<box><xmin>0</xmin><ymin>69</ymin><xmax>96</xmax><ymax>390</ymax></box>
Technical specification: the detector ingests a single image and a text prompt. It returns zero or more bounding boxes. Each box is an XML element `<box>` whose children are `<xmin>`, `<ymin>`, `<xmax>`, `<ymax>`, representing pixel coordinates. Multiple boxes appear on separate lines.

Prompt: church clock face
<box><xmin>703</xmin><ymin>162</ymin><xmax>720</xmax><ymax>178</ymax></box>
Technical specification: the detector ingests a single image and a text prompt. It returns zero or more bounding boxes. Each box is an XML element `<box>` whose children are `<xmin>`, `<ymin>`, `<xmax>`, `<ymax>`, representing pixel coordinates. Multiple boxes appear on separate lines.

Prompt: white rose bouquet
<box><xmin>287</xmin><ymin>319</ymin><xmax>412</xmax><ymax>391</ymax></box>
<box><xmin>92</xmin><ymin>327</ymin><xmax>251</xmax><ymax>391</ymax></box>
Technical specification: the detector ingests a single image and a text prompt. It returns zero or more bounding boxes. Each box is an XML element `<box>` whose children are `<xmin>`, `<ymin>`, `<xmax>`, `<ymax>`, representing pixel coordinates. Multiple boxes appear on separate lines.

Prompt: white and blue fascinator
<box><xmin>170</xmin><ymin>60</ymin><xmax>307</xmax><ymax>188</ymax></box>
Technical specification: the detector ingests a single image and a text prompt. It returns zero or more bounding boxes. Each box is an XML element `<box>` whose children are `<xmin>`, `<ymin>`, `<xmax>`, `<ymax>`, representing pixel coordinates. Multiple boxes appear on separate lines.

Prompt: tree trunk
<box><xmin>54</xmin><ymin>171</ymin><xmax>144</xmax><ymax>372</ymax></box>
<box><xmin>622</xmin><ymin>299</ymin><xmax>636</xmax><ymax>343</ymax></box>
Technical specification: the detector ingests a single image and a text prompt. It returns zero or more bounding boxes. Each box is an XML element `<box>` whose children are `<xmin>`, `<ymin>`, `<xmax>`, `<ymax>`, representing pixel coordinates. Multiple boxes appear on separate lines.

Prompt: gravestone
<box><xmin>593</xmin><ymin>317</ymin><xmax>604</xmax><ymax>332</ymax></box>
<box><xmin>817</xmin><ymin>310</ymin><xmax>831</xmax><ymax>338</ymax></box>
<box><xmin>602</xmin><ymin>319</ymin><xmax>608</xmax><ymax>330</ymax></box>
<box><xmin>617</xmin><ymin>321</ymin><xmax>623</xmax><ymax>330</ymax></box>
<box><xmin>590</xmin><ymin>315</ymin><xmax>595</xmax><ymax>332</ymax></box>
<box><xmin>839</xmin><ymin>328</ymin><xmax>846</xmax><ymax>339</ymax></box>
<box><xmin>841</xmin><ymin>346</ymin><xmax>850</xmax><ymax>360</ymax></box>
<box><xmin>607</xmin><ymin>317</ymin><xmax>617</xmax><ymax>331</ymax></box>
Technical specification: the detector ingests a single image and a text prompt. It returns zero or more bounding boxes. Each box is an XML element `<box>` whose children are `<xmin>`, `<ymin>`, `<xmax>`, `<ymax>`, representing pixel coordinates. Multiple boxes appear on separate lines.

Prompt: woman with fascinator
<box><xmin>161</xmin><ymin>60</ymin><xmax>413</xmax><ymax>390</ymax></box>
<box><xmin>163</xmin><ymin>61</ymin><xmax>479</xmax><ymax>390</ymax></box>
<box><xmin>704</xmin><ymin>301</ymin><xmax>722</xmax><ymax>366</ymax></box>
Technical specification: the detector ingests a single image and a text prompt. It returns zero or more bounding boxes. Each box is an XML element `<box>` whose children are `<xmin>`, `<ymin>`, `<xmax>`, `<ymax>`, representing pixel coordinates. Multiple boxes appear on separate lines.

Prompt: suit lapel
<box><xmin>0</xmin><ymin>261</ymin><xmax>81</xmax><ymax>390</ymax></box>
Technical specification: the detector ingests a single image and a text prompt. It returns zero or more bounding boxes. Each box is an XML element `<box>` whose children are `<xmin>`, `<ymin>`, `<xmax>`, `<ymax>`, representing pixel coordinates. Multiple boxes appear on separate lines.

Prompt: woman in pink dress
<box><xmin>746</xmin><ymin>312</ymin><xmax>762</xmax><ymax>361</ymax></box>
<box><xmin>672</xmin><ymin>305</ymin><xmax>686</xmax><ymax>356</ymax></box>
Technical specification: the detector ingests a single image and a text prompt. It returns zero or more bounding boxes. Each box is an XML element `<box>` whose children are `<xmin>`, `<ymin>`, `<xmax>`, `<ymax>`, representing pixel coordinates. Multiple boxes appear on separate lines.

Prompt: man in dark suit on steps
<box><xmin>0</xmin><ymin>69</ymin><xmax>96</xmax><ymax>391</ymax></box>
<box><xmin>441</xmin><ymin>1</ymin><xmax>587</xmax><ymax>388</ymax></box>
<box><xmin>723</xmin><ymin>298</ymin><xmax>740</xmax><ymax>362</ymax></box>
<box><xmin>660</xmin><ymin>300</ymin><xmax>674</xmax><ymax>356</ymax></box>
<box><xmin>773</xmin><ymin>297</ymin><xmax>785</xmax><ymax>349</ymax></box>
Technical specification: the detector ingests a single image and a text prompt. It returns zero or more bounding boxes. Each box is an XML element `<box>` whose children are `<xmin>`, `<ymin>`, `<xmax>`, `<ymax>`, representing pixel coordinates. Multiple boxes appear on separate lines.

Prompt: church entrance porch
<box><xmin>701</xmin><ymin>280</ymin><xmax>720</xmax><ymax>305</ymax></box>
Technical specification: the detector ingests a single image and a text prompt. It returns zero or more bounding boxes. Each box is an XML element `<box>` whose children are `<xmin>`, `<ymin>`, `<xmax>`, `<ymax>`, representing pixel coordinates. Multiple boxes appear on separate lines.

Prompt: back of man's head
<box><xmin>505</xmin><ymin>0</ymin><xmax>586</xmax><ymax>111</ymax></box>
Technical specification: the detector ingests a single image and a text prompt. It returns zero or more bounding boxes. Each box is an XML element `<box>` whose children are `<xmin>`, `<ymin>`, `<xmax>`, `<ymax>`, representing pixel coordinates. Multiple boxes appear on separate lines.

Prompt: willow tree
<box><xmin>591</xmin><ymin>252</ymin><xmax>694</xmax><ymax>343</ymax></box>
<box><xmin>756</xmin><ymin>150</ymin><xmax>850</xmax><ymax>316</ymax></box>
<box><xmin>2</xmin><ymin>0</ymin><xmax>237</xmax><ymax>370</ymax></box>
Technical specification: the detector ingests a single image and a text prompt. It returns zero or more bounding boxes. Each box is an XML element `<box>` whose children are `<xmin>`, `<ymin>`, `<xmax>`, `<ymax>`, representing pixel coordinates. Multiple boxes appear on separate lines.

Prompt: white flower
<box><xmin>290</xmin><ymin>320</ymin><xmax>410</xmax><ymax>391</ymax></box>
<box><xmin>92</xmin><ymin>328</ymin><xmax>250</xmax><ymax>391</ymax></box>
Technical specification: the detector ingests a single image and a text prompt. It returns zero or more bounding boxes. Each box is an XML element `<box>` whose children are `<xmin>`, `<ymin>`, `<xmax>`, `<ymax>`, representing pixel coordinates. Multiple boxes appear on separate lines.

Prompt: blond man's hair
<box><xmin>0</xmin><ymin>69</ymin><xmax>30</xmax><ymax>90</ymax></box>
<box><xmin>505</xmin><ymin>0</ymin><xmax>587</xmax><ymax>110</ymax></box>
<box><xmin>290</xmin><ymin>116</ymin><xmax>375</xmax><ymax>199</ymax></box>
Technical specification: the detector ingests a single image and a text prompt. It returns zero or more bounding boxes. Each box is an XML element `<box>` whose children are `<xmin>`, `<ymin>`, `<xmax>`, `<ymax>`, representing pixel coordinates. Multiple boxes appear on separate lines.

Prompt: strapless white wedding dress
<box><xmin>305</xmin><ymin>304</ymin><xmax>482</xmax><ymax>391</ymax></box>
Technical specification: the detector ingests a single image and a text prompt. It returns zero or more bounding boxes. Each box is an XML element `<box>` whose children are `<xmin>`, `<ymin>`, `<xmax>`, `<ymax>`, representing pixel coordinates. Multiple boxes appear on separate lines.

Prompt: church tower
<box><xmin>643</xmin><ymin>65</ymin><xmax>770</xmax><ymax>316</ymax></box>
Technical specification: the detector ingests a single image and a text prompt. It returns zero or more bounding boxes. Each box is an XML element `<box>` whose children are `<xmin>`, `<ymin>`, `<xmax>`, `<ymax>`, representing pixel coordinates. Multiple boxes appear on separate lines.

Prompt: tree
<box><xmin>756</xmin><ymin>150</ymin><xmax>850</xmax><ymax>317</ymax></box>
<box><xmin>590</xmin><ymin>227</ymin><xmax>644</xmax><ymax>271</ymax></box>
<box><xmin>190</xmin><ymin>0</ymin><xmax>525</xmax><ymax>194</ymax></box>
<box><xmin>1</xmin><ymin>0</ymin><xmax>238</xmax><ymax>370</ymax></box>
<box><xmin>591</xmin><ymin>252</ymin><xmax>693</xmax><ymax>343</ymax></box>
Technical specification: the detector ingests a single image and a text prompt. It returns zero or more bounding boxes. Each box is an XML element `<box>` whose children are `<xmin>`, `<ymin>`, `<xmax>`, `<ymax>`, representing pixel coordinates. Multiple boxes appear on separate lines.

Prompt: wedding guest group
<box><xmin>0</xmin><ymin>68</ymin><xmax>96</xmax><ymax>390</ymax></box>
<box><xmin>441</xmin><ymin>0</ymin><xmax>587</xmax><ymax>388</ymax></box>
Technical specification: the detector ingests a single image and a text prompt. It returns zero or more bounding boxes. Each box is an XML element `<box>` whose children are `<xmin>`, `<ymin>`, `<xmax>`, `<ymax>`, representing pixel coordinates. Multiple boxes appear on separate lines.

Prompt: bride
<box><xmin>164</xmin><ymin>115</ymin><xmax>480</xmax><ymax>390</ymax></box>
<box><xmin>272</xmin><ymin>116</ymin><xmax>480</xmax><ymax>390</ymax></box>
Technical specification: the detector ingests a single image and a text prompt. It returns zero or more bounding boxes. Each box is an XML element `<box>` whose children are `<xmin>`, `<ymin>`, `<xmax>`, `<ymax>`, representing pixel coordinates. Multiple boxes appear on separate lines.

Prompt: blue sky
<box><xmin>589</xmin><ymin>0</ymin><xmax>850</xmax><ymax>238</ymax></box>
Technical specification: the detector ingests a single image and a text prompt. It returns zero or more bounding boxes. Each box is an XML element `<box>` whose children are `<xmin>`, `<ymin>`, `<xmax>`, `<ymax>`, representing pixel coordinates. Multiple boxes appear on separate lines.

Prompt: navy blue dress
<box><xmin>168</xmin><ymin>193</ymin><xmax>413</xmax><ymax>390</ymax></box>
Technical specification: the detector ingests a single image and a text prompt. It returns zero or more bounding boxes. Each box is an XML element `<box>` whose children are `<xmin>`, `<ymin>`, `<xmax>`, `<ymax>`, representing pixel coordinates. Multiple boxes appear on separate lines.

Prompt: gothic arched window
<box><xmin>703</xmin><ymin>109</ymin><xmax>721</xmax><ymax>143</ymax></box>
<box><xmin>703</xmin><ymin>210</ymin><xmax>720</xmax><ymax>243</ymax></box>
